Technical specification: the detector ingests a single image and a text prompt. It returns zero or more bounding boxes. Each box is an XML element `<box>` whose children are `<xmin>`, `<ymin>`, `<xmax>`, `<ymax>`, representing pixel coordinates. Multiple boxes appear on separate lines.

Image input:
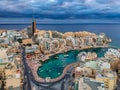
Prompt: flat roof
<box><xmin>22</xmin><ymin>39</ymin><xmax>34</xmax><ymax>45</ymax></box>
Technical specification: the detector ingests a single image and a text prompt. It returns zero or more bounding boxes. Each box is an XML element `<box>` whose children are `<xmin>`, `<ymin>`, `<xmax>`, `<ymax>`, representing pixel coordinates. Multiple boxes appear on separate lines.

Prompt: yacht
<box><xmin>64</xmin><ymin>54</ymin><xmax>69</xmax><ymax>57</ymax></box>
<box><xmin>55</xmin><ymin>56</ymin><xmax>59</xmax><ymax>59</ymax></box>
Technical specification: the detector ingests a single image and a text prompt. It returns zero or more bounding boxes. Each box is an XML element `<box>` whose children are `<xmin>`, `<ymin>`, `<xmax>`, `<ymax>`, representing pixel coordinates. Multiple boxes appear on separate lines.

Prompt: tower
<box><xmin>32</xmin><ymin>18</ymin><xmax>36</xmax><ymax>35</ymax></box>
<box><xmin>27</xmin><ymin>18</ymin><xmax>36</xmax><ymax>38</ymax></box>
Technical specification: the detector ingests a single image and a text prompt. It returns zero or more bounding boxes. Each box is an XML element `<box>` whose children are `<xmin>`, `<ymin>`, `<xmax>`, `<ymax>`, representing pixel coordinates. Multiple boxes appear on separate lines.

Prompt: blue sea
<box><xmin>0</xmin><ymin>24</ymin><xmax>120</xmax><ymax>47</ymax></box>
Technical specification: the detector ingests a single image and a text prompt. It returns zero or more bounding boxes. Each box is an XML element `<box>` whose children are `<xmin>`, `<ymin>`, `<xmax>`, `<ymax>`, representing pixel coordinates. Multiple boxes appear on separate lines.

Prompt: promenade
<box><xmin>27</xmin><ymin>45</ymin><xmax>110</xmax><ymax>83</ymax></box>
<box><xmin>21</xmin><ymin>44</ymin><xmax>120</xmax><ymax>90</ymax></box>
<box><xmin>21</xmin><ymin>46</ymin><xmax>75</xmax><ymax>90</ymax></box>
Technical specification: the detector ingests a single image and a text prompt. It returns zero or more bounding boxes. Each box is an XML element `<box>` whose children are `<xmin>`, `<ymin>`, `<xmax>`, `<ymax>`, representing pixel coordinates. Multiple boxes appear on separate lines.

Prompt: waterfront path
<box><xmin>21</xmin><ymin>46</ymin><xmax>76</xmax><ymax>90</ymax></box>
<box><xmin>31</xmin><ymin>45</ymin><xmax>112</xmax><ymax>83</ymax></box>
<box><xmin>21</xmin><ymin>45</ymin><xmax>119</xmax><ymax>90</ymax></box>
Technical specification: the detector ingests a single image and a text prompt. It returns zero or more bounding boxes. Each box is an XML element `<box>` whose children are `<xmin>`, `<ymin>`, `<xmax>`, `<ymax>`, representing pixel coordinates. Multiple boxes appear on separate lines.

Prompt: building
<box><xmin>27</xmin><ymin>18</ymin><xmax>36</xmax><ymax>38</ymax></box>
<box><xmin>0</xmin><ymin>30</ymin><xmax>7</xmax><ymax>38</ymax></box>
<box><xmin>105</xmin><ymin>48</ymin><xmax>120</xmax><ymax>60</ymax></box>
<box><xmin>75</xmin><ymin>67</ymin><xmax>96</xmax><ymax>78</ymax></box>
<box><xmin>14</xmin><ymin>33</ymin><xmax>22</xmax><ymax>42</ymax></box>
<box><xmin>4</xmin><ymin>63</ymin><xmax>22</xmax><ymax>90</ymax></box>
<box><xmin>0</xmin><ymin>64</ymin><xmax>6</xmax><ymax>90</ymax></box>
<box><xmin>0</xmin><ymin>49</ymin><xmax>8</xmax><ymax>63</ymax></box>
<box><xmin>44</xmin><ymin>31</ymin><xmax>52</xmax><ymax>38</ymax></box>
<box><xmin>84</xmin><ymin>61</ymin><xmax>98</xmax><ymax>70</ymax></box>
<box><xmin>96</xmin><ymin>72</ymin><xmax>117</xmax><ymax>90</ymax></box>
<box><xmin>32</xmin><ymin>18</ymin><xmax>36</xmax><ymax>35</ymax></box>
<box><xmin>110</xmin><ymin>60</ymin><xmax>120</xmax><ymax>77</ymax></box>
<box><xmin>27</xmin><ymin>26</ymin><xmax>33</xmax><ymax>38</ymax></box>
<box><xmin>22</xmin><ymin>39</ymin><xmax>34</xmax><ymax>46</ymax></box>
<box><xmin>75</xmin><ymin>77</ymin><xmax>105</xmax><ymax>90</ymax></box>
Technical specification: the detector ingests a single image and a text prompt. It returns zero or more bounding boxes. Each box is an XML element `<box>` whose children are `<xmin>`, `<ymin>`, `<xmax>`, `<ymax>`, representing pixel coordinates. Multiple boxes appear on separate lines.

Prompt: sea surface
<box><xmin>0</xmin><ymin>23</ymin><xmax>120</xmax><ymax>47</ymax></box>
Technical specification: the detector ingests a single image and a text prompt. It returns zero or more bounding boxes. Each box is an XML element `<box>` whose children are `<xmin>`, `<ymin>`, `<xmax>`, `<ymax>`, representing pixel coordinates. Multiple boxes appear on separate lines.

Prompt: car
<box><xmin>25</xmin><ymin>75</ymin><xmax>27</xmax><ymax>79</ymax></box>
<box><xmin>28</xmin><ymin>71</ymin><xmax>31</xmax><ymax>73</ymax></box>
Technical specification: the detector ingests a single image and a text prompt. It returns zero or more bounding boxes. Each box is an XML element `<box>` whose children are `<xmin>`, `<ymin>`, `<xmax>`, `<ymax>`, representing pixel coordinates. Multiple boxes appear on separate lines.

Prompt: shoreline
<box><xmin>28</xmin><ymin>45</ymin><xmax>111</xmax><ymax>83</ymax></box>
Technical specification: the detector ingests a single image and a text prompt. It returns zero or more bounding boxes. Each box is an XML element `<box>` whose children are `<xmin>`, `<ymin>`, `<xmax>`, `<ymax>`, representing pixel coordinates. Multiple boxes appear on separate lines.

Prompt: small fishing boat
<box><xmin>64</xmin><ymin>54</ymin><xmax>69</xmax><ymax>57</ymax></box>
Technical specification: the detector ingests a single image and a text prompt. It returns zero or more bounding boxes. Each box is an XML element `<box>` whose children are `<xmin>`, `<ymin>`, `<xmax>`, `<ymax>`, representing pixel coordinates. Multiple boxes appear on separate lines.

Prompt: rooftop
<box><xmin>22</xmin><ymin>39</ymin><xmax>34</xmax><ymax>45</ymax></box>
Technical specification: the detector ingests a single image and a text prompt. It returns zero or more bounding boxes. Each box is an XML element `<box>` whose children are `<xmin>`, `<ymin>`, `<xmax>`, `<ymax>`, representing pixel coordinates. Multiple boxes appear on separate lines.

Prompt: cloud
<box><xmin>0</xmin><ymin>0</ymin><xmax>120</xmax><ymax>19</ymax></box>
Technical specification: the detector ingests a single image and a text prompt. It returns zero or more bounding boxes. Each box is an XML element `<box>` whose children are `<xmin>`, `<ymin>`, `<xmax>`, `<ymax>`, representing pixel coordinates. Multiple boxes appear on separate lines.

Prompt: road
<box><xmin>21</xmin><ymin>46</ymin><xmax>32</xmax><ymax>90</ymax></box>
<box><xmin>21</xmin><ymin>46</ymin><xmax>120</xmax><ymax>90</ymax></box>
<box><xmin>21</xmin><ymin>46</ymin><xmax>75</xmax><ymax>90</ymax></box>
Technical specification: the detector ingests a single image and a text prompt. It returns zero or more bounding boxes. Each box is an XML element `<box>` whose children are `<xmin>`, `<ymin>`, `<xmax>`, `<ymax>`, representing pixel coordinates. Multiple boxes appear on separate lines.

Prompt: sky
<box><xmin>0</xmin><ymin>0</ymin><xmax>120</xmax><ymax>23</ymax></box>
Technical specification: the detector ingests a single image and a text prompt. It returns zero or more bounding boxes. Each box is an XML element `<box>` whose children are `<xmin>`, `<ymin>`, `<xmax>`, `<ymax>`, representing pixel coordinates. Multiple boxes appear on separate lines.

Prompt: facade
<box><xmin>96</xmin><ymin>76</ymin><xmax>117</xmax><ymax>90</ymax></box>
<box><xmin>14</xmin><ymin>33</ymin><xmax>22</xmax><ymax>42</ymax></box>
<box><xmin>75</xmin><ymin>77</ymin><xmax>105</xmax><ymax>90</ymax></box>
<box><xmin>44</xmin><ymin>31</ymin><xmax>52</xmax><ymax>38</ymax></box>
<box><xmin>4</xmin><ymin>63</ymin><xmax>22</xmax><ymax>90</ymax></box>
<box><xmin>32</xmin><ymin>18</ymin><xmax>36</xmax><ymax>35</ymax></box>
<box><xmin>96</xmin><ymin>68</ymin><xmax>117</xmax><ymax>90</ymax></box>
<box><xmin>27</xmin><ymin>26</ymin><xmax>33</xmax><ymax>38</ymax></box>
<box><xmin>75</xmin><ymin>67</ymin><xmax>96</xmax><ymax>78</ymax></box>
<box><xmin>27</xmin><ymin>18</ymin><xmax>36</xmax><ymax>38</ymax></box>
<box><xmin>0</xmin><ymin>49</ymin><xmax>8</xmax><ymax>63</ymax></box>
<box><xmin>105</xmin><ymin>48</ymin><xmax>120</xmax><ymax>60</ymax></box>
<box><xmin>0</xmin><ymin>64</ymin><xmax>5</xmax><ymax>90</ymax></box>
<box><xmin>85</xmin><ymin>61</ymin><xmax>98</xmax><ymax>70</ymax></box>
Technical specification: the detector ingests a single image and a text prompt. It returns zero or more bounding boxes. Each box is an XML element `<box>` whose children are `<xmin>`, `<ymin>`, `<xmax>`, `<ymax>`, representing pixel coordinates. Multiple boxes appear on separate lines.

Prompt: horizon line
<box><xmin>0</xmin><ymin>22</ymin><xmax>120</xmax><ymax>25</ymax></box>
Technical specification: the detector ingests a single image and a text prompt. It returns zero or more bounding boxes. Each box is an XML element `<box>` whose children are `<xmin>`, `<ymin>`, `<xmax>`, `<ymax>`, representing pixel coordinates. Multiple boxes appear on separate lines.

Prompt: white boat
<box><xmin>64</xmin><ymin>54</ymin><xmax>69</xmax><ymax>57</ymax></box>
<box><xmin>55</xmin><ymin>56</ymin><xmax>59</xmax><ymax>59</ymax></box>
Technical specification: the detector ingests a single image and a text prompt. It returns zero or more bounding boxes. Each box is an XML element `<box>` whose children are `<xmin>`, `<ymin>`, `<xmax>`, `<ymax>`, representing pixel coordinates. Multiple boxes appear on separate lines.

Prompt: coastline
<box><xmin>28</xmin><ymin>45</ymin><xmax>110</xmax><ymax>83</ymax></box>
<box><xmin>0</xmin><ymin>17</ymin><xmax>120</xmax><ymax>90</ymax></box>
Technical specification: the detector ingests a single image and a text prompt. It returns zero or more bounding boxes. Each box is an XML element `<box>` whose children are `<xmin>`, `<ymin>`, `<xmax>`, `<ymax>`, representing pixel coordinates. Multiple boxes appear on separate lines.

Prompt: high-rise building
<box><xmin>27</xmin><ymin>26</ymin><xmax>32</xmax><ymax>38</ymax></box>
<box><xmin>32</xmin><ymin>18</ymin><xmax>36</xmax><ymax>35</ymax></box>
<box><xmin>27</xmin><ymin>18</ymin><xmax>36</xmax><ymax>38</ymax></box>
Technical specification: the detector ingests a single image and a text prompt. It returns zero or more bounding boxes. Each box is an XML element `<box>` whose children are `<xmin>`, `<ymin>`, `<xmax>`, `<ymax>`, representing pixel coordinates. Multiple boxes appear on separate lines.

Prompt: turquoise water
<box><xmin>37</xmin><ymin>48</ymin><xmax>108</xmax><ymax>79</ymax></box>
<box><xmin>0</xmin><ymin>58</ymin><xmax>3</xmax><ymax>63</ymax></box>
